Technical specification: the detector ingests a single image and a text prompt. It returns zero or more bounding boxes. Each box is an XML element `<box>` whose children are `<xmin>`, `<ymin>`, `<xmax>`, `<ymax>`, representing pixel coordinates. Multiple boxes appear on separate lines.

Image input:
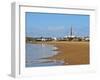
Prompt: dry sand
<box><xmin>48</xmin><ymin>41</ymin><xmax>90</xmax><ymax>65</ymax></box>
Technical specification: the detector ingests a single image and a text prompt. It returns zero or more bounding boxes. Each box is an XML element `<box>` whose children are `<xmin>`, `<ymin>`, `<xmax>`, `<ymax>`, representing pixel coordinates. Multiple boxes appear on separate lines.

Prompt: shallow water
<box><xmin>26</xmin><ymin>43</ymin><xmax>64</xmax><ymax>67</ymax></box>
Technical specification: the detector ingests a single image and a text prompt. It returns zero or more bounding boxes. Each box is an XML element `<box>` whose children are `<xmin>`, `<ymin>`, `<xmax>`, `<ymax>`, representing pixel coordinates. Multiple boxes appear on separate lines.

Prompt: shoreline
<box><xmin>27</xmin><ymin>41</ymin><xmax>90</xmax><ymax>65</ymax></box>
<box><xmin>48</xmin><ymin>42</ymin><xmax>90</xmax><ymax>65</ymax></box>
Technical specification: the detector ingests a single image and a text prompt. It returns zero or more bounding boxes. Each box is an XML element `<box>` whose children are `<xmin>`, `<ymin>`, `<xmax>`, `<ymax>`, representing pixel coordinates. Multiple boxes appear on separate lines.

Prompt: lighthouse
<box><xmin>68</xmin><ymin>26</ymin><xmax>75</xmax><ymax>38</ymax></box>
<box><xmin>64</xmin><ymin>26</ymin><xmax>75</xmax><ymax>39</ymax></box>
<box><xmin>70</xmin><ymin>26</ymin><xmax>73</xmax><ymax>37</ymax></box>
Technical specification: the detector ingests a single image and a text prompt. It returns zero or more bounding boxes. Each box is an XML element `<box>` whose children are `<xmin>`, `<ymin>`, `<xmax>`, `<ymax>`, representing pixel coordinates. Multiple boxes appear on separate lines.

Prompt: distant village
<box><xmin>26</xmin><ymin>27</ymin><xmax>89</xmax><ymax>43</ymax></box>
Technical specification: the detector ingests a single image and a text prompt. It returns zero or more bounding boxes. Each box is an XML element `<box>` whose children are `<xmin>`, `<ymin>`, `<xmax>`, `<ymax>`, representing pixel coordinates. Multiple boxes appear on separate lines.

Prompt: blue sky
<box><xmin>26</xmin><ymin>12</ymin><xmax>89</xmax><ymax>38</ymax></box>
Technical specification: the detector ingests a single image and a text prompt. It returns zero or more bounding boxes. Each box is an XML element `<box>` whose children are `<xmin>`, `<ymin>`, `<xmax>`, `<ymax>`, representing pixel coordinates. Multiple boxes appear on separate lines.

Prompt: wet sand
<box><xmin>48</xmin><ymin>41</ymin><xmax>90</xmax><ymax>65</ymax></box>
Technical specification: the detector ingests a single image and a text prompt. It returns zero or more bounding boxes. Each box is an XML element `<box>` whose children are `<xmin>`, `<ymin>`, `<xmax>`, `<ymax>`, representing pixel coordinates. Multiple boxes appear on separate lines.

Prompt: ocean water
<box><xmin>26</xmin><ymin>43</ymin><xmax>64</xmax><ymax>67</ymax></box>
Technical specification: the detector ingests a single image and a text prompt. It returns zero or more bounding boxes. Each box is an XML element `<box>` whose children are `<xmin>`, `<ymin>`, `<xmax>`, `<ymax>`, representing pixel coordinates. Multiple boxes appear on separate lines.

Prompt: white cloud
<box><xmin>46</xmin><ymin>26</ymin><xmax>65</xmax><ymax>31</ymax></box>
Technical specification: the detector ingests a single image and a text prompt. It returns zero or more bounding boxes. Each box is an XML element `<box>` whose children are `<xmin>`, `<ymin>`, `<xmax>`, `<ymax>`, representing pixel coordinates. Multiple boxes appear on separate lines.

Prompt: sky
<box><xmin>25</xmin><ymin>12</ymin><xmax>89</xmax><ymax>38</ymax></box>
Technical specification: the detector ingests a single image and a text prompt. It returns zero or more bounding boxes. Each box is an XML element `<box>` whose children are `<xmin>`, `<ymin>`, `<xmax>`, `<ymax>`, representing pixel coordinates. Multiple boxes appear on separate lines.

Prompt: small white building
<box><xmin>41</xmin><ymin>38</ymin><xmax>46</xmax><ymax>41</ymax></box>
<box><xmin>53</xmin><ymin>37</ymin><xmax>57</xmax><ymax>41</ymax></box>
<box><xmin>64</xmin><ymin>35</ymin><xmax>76</xmax><ymax>38</ymax></box>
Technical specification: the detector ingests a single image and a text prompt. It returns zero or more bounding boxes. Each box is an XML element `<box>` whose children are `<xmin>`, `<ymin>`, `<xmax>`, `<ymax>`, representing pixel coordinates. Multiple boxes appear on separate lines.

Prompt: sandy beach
<box><xmin>47</xmin><ymin>41</ymin><xmax>90</xmax><ymax>65</ymax></box>
<box><xmin>28</xmin><ymin>41</ymin><xmax>90</xmax><ymax>65</ymax></box>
